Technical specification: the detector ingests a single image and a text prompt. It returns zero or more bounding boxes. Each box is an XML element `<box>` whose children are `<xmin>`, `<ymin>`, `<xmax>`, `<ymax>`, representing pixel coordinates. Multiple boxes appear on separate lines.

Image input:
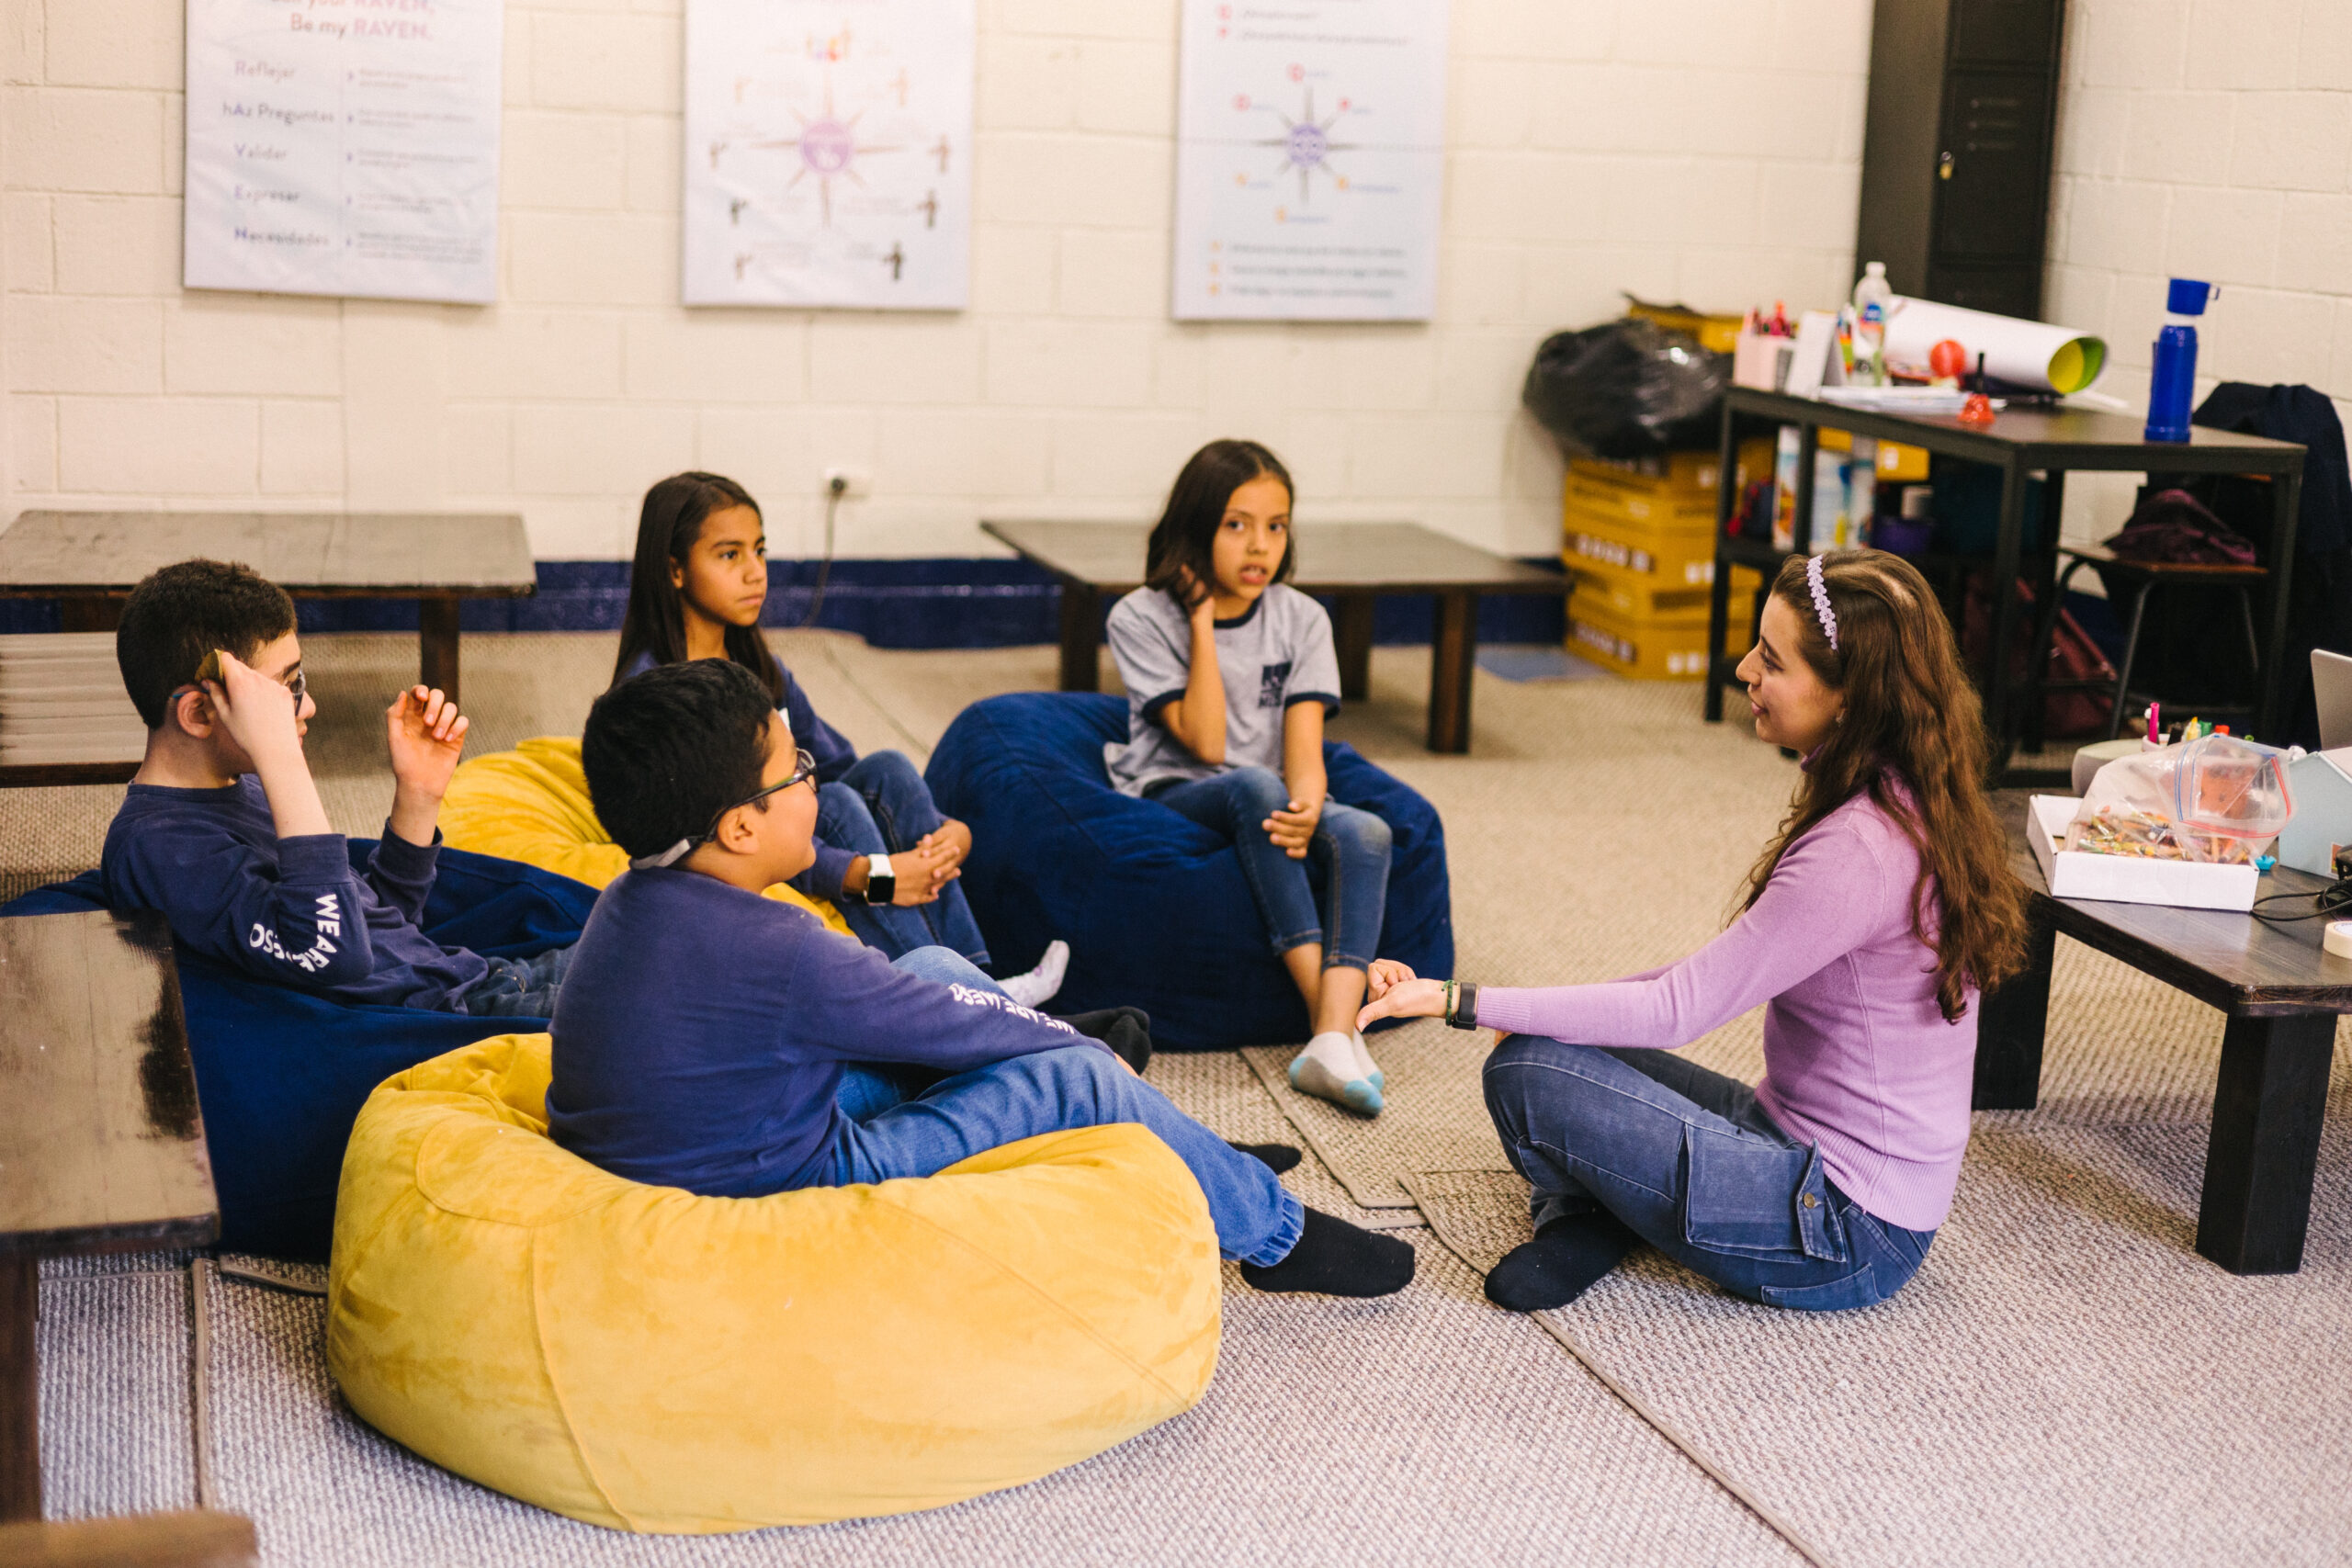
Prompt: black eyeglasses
<box><xmin>173</xmin><ymin>667</ymin><xmax>306</xmax><ymax>705</ymax></box>
<box><xmin>631</xmin><ymin>748</ymin><xmax>819</xmax><ymax>870</ymax></box>
<box><xmin>705</xmin><ymin>748</ymin><xmax>820</xmax><ymax>831</ymax></box>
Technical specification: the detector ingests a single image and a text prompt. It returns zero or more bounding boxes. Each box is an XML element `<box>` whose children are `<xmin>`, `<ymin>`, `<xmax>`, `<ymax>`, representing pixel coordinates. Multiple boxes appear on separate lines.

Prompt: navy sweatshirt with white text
<box><xmin>548</xmin><ymin>866</ymin><xmax>1102</xmax><ymax>1199</ymax></box>
<box><xmin>100</xmin><ymin>777</ymin><xmax>489</xmax><ymax>1010</ymax></box>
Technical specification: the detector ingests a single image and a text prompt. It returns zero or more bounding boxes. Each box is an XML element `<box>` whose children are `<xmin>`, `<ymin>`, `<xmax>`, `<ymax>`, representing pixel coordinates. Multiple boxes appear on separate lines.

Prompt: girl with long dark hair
<box><xmin>1103</xmin><ymin>440</ymin><xmax>1398</xmax><ymax>1115</ymax></box>
<box><xmin>615</xmin><ymin>472</ymin><xmax>1069</xmax><ymax>1005</ymax></box>
<box><xmin>1360</xmin><ymin>549</ymin><xmax>2030</xmax><ymax>1311</ymax></box>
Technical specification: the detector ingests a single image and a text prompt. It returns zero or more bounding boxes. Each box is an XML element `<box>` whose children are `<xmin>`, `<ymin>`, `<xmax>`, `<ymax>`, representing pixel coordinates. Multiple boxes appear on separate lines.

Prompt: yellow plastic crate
<box><xmin>1567</xmin><ymin>560</ymin><xmax>1762</xmax><ymax>623</ymax></box>
<box><xmin>1568</xmin><ymin>437</ymin><xmax>1773</xmax><ymax>498</ymax></box>
<box><xmin>1566</xmin><ymin>597</ymin><xmax>1752</xmax><ymax>682</ymax></box>
<box><xmin>1816</xmin><ymin>428</ymin><xmax>1930</xmax><ymax>482</ymax></box>
<box><xmin>1563</xmin><ymin>510</ymin><xmax>1736</xmax><ymax>587</ymax></box>
<box><xmin>1564</xmin><ymin>472</ymin><xmax>1721</xmax><ymax>535</ymax></box>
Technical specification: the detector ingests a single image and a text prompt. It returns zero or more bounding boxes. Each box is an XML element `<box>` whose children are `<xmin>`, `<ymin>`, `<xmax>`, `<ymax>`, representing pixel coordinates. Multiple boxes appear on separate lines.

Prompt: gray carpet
<box><xmin>187</xmin><ymin>1240</ymin><xmax>1806</xmax><ymax>1568</ymax></box>
<box><xmin>20</xmin><ymin>630</ymin><xmax>2352</xmax><ymax>1564</ymax></box>
<box><xmin>1412</xmin><ymin>1091</ymin><xmax>2352</xmax><ymax>1566</ymax></box>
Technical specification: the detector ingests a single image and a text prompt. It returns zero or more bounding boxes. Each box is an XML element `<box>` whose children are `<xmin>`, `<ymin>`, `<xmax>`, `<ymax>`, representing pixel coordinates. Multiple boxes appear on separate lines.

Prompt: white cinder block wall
<box><xmin>2</xmin><ymin>0</ymin><xmax>1871</xmax><ymax>563</ymax></box>
<box><xmin>8</xmin><ymin>1</ymin><xmax>2342</xmax><ymax>567</ymax></box>
<box><xmin>2047</xmin><ymin>0</ymin><xmax>2352</xmax><ymax>542</ymax></box>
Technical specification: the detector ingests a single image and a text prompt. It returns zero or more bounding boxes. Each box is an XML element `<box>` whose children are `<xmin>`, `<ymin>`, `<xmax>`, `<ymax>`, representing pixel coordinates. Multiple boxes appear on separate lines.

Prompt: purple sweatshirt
<box><xmin>1476</xmin><ymin>785</ymin><xmax>1974</xmax><ymax>1232</ymax></box>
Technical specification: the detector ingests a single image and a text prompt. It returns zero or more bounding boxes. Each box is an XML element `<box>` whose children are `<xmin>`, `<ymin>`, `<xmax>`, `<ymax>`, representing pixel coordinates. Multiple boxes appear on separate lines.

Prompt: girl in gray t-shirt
<box><xmin>1103</xmin><ymin>440</ymin><xmax>1397</xmax><ymax>1117</ymax></box>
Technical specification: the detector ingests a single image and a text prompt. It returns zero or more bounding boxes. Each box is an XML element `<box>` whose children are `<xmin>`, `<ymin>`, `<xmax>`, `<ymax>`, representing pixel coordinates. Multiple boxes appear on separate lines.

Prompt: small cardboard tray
<box><xmin>2027</xmin><ymin>795</ymin><xmax>2259</xmax><ymax>912</ymax></box>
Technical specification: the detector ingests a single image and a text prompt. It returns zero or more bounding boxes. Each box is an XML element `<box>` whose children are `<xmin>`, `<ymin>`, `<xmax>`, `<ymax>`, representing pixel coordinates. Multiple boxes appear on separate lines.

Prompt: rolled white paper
<box><xmin>1882</xmin><ymin>297</ymin><xmax>2108</xmax><ymax>395</ymax></box>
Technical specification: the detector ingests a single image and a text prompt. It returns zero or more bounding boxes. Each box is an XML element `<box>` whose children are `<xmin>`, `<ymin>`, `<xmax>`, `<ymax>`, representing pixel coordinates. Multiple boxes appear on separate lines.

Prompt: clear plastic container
<box><xmin>2170</xmin><ymin>732</ymin><xmax>2292</xmax><ymax>860</ymax></box>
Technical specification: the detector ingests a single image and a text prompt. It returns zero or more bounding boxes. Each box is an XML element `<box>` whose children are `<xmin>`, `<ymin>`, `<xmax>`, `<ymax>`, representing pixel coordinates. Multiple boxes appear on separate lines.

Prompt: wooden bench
<box><xmin>981</xmin><ymin>520</ymin><xmax>1566</xmax><ymax>754</ymax></box>
<box><xmin>0</xmin><ymin>909</ymin><xmax>219</xmax><ymax>1522</ymax></box>
<box><xmin>0</xmin><ymin>512</ymin><xmax>536</xmax><ymax>788</ymax></box>
<box><xmin>0</xmin><ymin>1511</ymin><xmax>256</xmax><ymax>1567</ymax></box>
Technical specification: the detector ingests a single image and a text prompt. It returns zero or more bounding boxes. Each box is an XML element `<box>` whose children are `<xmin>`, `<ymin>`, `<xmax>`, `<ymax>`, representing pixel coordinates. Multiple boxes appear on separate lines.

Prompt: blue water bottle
<box><xmin>2144</xmin><ymin>277</ymin><xmax>2218</xmax><ymax>443</ymax></box>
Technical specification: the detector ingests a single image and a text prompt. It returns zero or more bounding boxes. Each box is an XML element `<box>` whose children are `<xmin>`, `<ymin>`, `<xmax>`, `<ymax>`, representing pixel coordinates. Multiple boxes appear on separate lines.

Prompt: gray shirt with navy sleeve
<box><xmin>1102</xmin><ymin>583</ymin><xmax>1341</xmax><ymax>796</ymax></box>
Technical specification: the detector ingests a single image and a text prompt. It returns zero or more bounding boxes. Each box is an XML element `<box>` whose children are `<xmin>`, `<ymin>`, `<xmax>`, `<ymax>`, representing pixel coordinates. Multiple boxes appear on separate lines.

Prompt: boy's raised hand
<box><xmin>385</xmin><ymin>686</ymin><xmax>469</xmax><ymax>840</ymax></box>
<box><xmin>203</xmin><ymin>649</ymin><xmax>305</xmax><ymax>765</ymax></box>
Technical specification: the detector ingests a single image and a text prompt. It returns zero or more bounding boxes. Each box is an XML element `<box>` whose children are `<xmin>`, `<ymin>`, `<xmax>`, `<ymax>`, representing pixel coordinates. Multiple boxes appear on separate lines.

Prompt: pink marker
<box><xmin>2146</xmin><ymin>702</ymin><xmax>2161</xmax><ymax>744</ymax></box>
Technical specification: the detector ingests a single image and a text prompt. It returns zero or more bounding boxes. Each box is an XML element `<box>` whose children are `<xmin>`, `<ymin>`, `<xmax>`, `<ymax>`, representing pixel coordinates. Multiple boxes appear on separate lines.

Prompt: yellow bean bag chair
<box><xmin>326</xmin><ymin>1034</ymin><xmax>1224</xmax><ymax>1532</ymax></box>
<box><xmin>439</xmin><ymin>736</ymin><xmax>853</xmax><ymax>936</ymax></box>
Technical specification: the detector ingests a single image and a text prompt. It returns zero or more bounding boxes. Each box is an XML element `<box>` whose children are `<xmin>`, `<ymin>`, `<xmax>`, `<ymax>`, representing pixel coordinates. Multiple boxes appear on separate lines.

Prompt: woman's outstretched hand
<box><xmin>1356</xmin><ymin>959</ymin><xmax>1448</xmax><ymax>1031</ymax></box>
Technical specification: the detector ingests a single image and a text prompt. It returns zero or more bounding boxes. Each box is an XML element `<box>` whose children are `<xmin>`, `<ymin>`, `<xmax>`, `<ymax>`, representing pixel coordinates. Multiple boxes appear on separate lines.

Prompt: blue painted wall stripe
<box><xmin>0</xmin><ymin>557</ymin><xmax>1569</xmax><ymax>650</ymax></box>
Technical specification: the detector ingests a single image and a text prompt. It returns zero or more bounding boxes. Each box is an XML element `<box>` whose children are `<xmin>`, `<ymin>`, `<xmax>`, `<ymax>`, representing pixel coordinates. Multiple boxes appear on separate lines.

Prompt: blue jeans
<box><xmin>801</xmin><ymin>750</ymin><xmax>989</xmax><ymax>966</ymax></box>
<box><xmin>463</xmin><ymin>942</ymin><xmax>577</xmax><ymax>1019</ymax></box>
<box><xmin>1482</xmin><ymin>1035</ymin><xmax>1936</xmax><ymax>1311</ymax></box>
<box><xmin>829</xmin><ymin>947</ymin><xmax>1304</xmax><ymax>1265</ymax></box>
<box><xmin>1149</xmin><ymin>766</ymin><xmax>1391</xmax><ymax>971</ymax></box>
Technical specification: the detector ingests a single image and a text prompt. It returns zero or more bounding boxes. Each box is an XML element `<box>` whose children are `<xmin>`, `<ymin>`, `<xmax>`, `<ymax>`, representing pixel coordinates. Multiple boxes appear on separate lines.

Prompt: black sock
<box><xmin>1239</xmin><ymin>1208</ymin><xmax>1415</xmax><ymax>1298</ymax></box>
<box><xmin>1483</xmin><ymin>1211</ymin><xmax>1639</xmax><ymax>1313</ymax></box>
<box><xmin>1052</xmin><ymin>1007</ymin><xmax>1153</xmax><ymax>1074</ymax></box>
<box><xmin>1227</xmin><ymin>1141</ymin><xmax>1302</xmax><ymax>1174</ymax></box>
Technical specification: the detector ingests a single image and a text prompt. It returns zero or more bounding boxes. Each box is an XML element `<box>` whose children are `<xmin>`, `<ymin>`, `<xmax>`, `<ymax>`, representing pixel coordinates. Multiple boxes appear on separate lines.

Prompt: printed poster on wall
<box><xmin>683</xmin><ymin>0</ymin><xmax>974</xmax><ymax>310</ymax></box>
<box><xmin>183</xmin><ymin>0</ymin><xmax>503</xmax><ymax>304</ymax></box>
<box><xmin>1172</xmin><ymin>0</ymin><xmax>1449</xmax><ymax>321</ymax></box>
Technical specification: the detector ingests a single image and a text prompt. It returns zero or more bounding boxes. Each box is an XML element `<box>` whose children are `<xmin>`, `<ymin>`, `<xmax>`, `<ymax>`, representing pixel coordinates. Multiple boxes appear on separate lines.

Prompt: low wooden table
<box><xmin>1976</xmin><ymin>793</ymin><xmax>2348</xmax><ymax>1274</ymax></box>
<box><xmin>0</xmin><ymin>511</ymin><xmax>537</xmax><ymax>711</ymax></box>
<box><xmin>0</xmin><ymin>910</ymin><xmax>219</xmax><ymax>1521</ymax></box>
<box><xmin>980</xmin><ymin>520</ymin><xmax>1566</xmax><ymax>754</ymax></box>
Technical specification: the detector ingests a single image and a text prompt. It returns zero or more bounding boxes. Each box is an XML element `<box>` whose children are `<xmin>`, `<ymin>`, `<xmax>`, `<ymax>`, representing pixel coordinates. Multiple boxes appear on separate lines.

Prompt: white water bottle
<box><xmin>1852</xmin><ymin>262</ymin><xmax>1894</xmax><ymax>388</ymax></box>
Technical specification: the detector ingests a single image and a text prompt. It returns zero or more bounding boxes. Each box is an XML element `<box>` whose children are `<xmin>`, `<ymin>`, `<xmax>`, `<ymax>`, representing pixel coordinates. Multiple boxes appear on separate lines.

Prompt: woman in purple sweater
<box><xmin>1360</xmin><ymin>549</ymin><xmax>2030</xmax><ymax>1313</ymax></box>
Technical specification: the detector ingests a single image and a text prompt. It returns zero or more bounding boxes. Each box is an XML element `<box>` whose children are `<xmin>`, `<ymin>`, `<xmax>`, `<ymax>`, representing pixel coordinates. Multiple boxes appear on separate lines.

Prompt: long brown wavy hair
<box><xmin>1741</xmin><ymin>549</ymin><xmax>2030</xmax><ymax>1021</ymax></box>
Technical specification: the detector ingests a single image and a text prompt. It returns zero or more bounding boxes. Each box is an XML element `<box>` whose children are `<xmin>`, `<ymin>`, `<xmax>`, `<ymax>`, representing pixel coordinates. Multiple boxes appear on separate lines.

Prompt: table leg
<box><xmin>0</xmin><ymin>1250</ymin><xmax>37</xmax><ymax>1523</ymax></box>
<box><xmin>1334</xmin><ymin>593</ymin><xmax>1375</xmax><ymax>705</ymax></box>
<box><xmin>1427</xmin><ymin>590</ymin><xmax>1477</xmax><ymax>754</ymax></box>
<box><xmin>1984</xmin><ymin>455</ymin><xmax>2029</xmax><ymax>771</ymax></box>
<box><xmin>2257</xmin><ymin>465</ymin><xmax>2302</xmax><ymax>741</ymax></box>
<box><xmin>1704</xmin><ymin>405</ymin><xmax>1739</xmax><ymax>723</ymax></box>
<box><xmin>1057</xmin><ymin>581</ymin><xmax>1102</xmax><ymax>694</ymax></box>
<box><xmin>2020</xmin><ymin>471</ymin><xmax>2064</xmax><ymax>754</ymax></box>
<box><xmin>418</xmin><ymin>597</ymin><xmax>462</xmax><ymax>707</ymax></box>
<box><xmin>58</xmin><ymin>594</ymin><xmax>121</xmax><ymax>634</ymax></box>
<box><xmin>2196</xmin><ymin>1011</ymin><xmax>2335</xmax><ymax>1274</ymax></box>
<box><xmin>1972</xmin><ymin>904</ymin><xmax>2055</xmax><ymax>1111</ymax></box>
<box><xmin>1790</xmin><ymin>423</ymin><xmax>1818</xmax><ymax>555</ymax></box>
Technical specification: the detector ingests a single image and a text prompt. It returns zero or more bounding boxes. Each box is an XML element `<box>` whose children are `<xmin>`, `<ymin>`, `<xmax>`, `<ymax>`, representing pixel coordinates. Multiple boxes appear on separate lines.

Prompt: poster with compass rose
<box><xmin>684</xmin><ymin>0</ymin><xmax>973</xmax><ymax>309</ymax></box>
<box><xmin>1171</xmin><ymin>0</ymin><xmax>1449</xmax><ymax>321</ymax></box>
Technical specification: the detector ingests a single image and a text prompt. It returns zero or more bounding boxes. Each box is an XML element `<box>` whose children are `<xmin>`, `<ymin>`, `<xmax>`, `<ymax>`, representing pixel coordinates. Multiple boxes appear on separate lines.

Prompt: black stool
<box><xmin>2030</xmin><ymin>544</ymin><xmax>2267</xmax><ymax>740</ymax></box>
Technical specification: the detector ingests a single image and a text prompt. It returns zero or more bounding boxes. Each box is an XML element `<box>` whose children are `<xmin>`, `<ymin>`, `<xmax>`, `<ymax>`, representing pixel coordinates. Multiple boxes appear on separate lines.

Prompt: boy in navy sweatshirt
<box><xmin>99</xmin><ymin>558</ymin><xmax>570</xmax><ymax>1016</ymax></box>
<box><xmin>550</xmin><ymin>658</ymin><xmax>1413</xmax><ymax>1296</ymax></box>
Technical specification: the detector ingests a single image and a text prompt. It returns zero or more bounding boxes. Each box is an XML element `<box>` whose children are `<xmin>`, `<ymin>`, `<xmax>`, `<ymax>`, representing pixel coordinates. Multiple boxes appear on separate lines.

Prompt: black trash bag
<box><xmin>1521</xmin><ymin>317</ymin><xmax>1728</xmax><ymax>459</ymax></box>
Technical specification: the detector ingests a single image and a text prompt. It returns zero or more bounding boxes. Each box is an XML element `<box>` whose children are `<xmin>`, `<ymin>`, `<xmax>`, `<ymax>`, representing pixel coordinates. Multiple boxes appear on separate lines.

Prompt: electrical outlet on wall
<box><xmin>823</xmin><ymin>468</ymin><xmax>870</xmax><ymax>499</ymax></box>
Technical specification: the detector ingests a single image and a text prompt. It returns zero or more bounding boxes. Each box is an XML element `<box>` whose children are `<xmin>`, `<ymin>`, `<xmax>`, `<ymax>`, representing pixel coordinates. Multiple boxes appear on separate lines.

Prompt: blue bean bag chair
<box><xmin>927</xmin><ymin>694</ymin><xmax>1453</xmax><ymax>1049</ymax></box>
<box><xmin>2</xmin><ymin>846</ymin><xmax>596</xmax><ymax>1260</ymax></box>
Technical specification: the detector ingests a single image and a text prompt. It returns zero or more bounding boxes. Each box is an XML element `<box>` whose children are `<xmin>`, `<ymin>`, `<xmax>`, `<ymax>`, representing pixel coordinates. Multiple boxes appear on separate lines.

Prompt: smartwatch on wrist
<box><xmin>858</xmin><ymin>852</ymin><xmax>896</xmax><ymax>907</ymax></box>
<box><xmin>1444</xmin><ymin>980</ymin><xmax>1481</xmax><ymax>1030</ymax></box>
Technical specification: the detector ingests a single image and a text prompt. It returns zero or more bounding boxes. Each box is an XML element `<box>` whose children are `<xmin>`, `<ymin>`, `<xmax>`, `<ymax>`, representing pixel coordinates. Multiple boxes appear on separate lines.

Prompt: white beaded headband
<box><xmin>1805</xmin><ymin>554</ymin><xmax>1839</xmax><ymax>652</ymax></box>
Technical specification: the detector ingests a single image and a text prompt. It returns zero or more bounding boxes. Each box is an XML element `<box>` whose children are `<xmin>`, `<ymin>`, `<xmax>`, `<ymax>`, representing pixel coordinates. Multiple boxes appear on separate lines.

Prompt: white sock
<box><xmin>997</xmin><ymin>940</ymin><xmax>1069</xmax><ymax>1010</ymax></box>
<box><xmin>1298</xmin><ymin>1031</ymin><xmax>1361</xmax><ymax>1080</ymax></box>
<box><xmin>1290</xmin><ymin>1030</ymin><xmax>1382</xmax><ymax>1115</ymax></box>
<box><xmin>1351</xmin><ymin>1032</ymin><xmax>1381</xmax><ymax>1081</ymax></box>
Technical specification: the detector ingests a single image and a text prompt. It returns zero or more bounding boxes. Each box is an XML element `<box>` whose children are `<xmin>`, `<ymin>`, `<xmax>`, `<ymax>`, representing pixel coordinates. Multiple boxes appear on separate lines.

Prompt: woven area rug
<box><xmin>1409</xmin><ymin>1078</ymin><xmax>2352</xmax><ymax>1568</ymax></box>
<box><xmin>1240</xmin><ymin>1024</ymin><xmax>1510</xmax><ymax>1210</ymax></box>
<box><xmin>179</xmin><ymin>1240</ymin><xmax>1801</xmax><ymax>1568</ymax></box>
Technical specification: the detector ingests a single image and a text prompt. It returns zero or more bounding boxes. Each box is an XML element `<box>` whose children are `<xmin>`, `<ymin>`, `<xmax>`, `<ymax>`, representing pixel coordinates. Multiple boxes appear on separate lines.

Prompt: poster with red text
<box><xmin>184</xmin><ymin>0</ymin><xmax>503</xmax><ymax>304</ymax></box>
